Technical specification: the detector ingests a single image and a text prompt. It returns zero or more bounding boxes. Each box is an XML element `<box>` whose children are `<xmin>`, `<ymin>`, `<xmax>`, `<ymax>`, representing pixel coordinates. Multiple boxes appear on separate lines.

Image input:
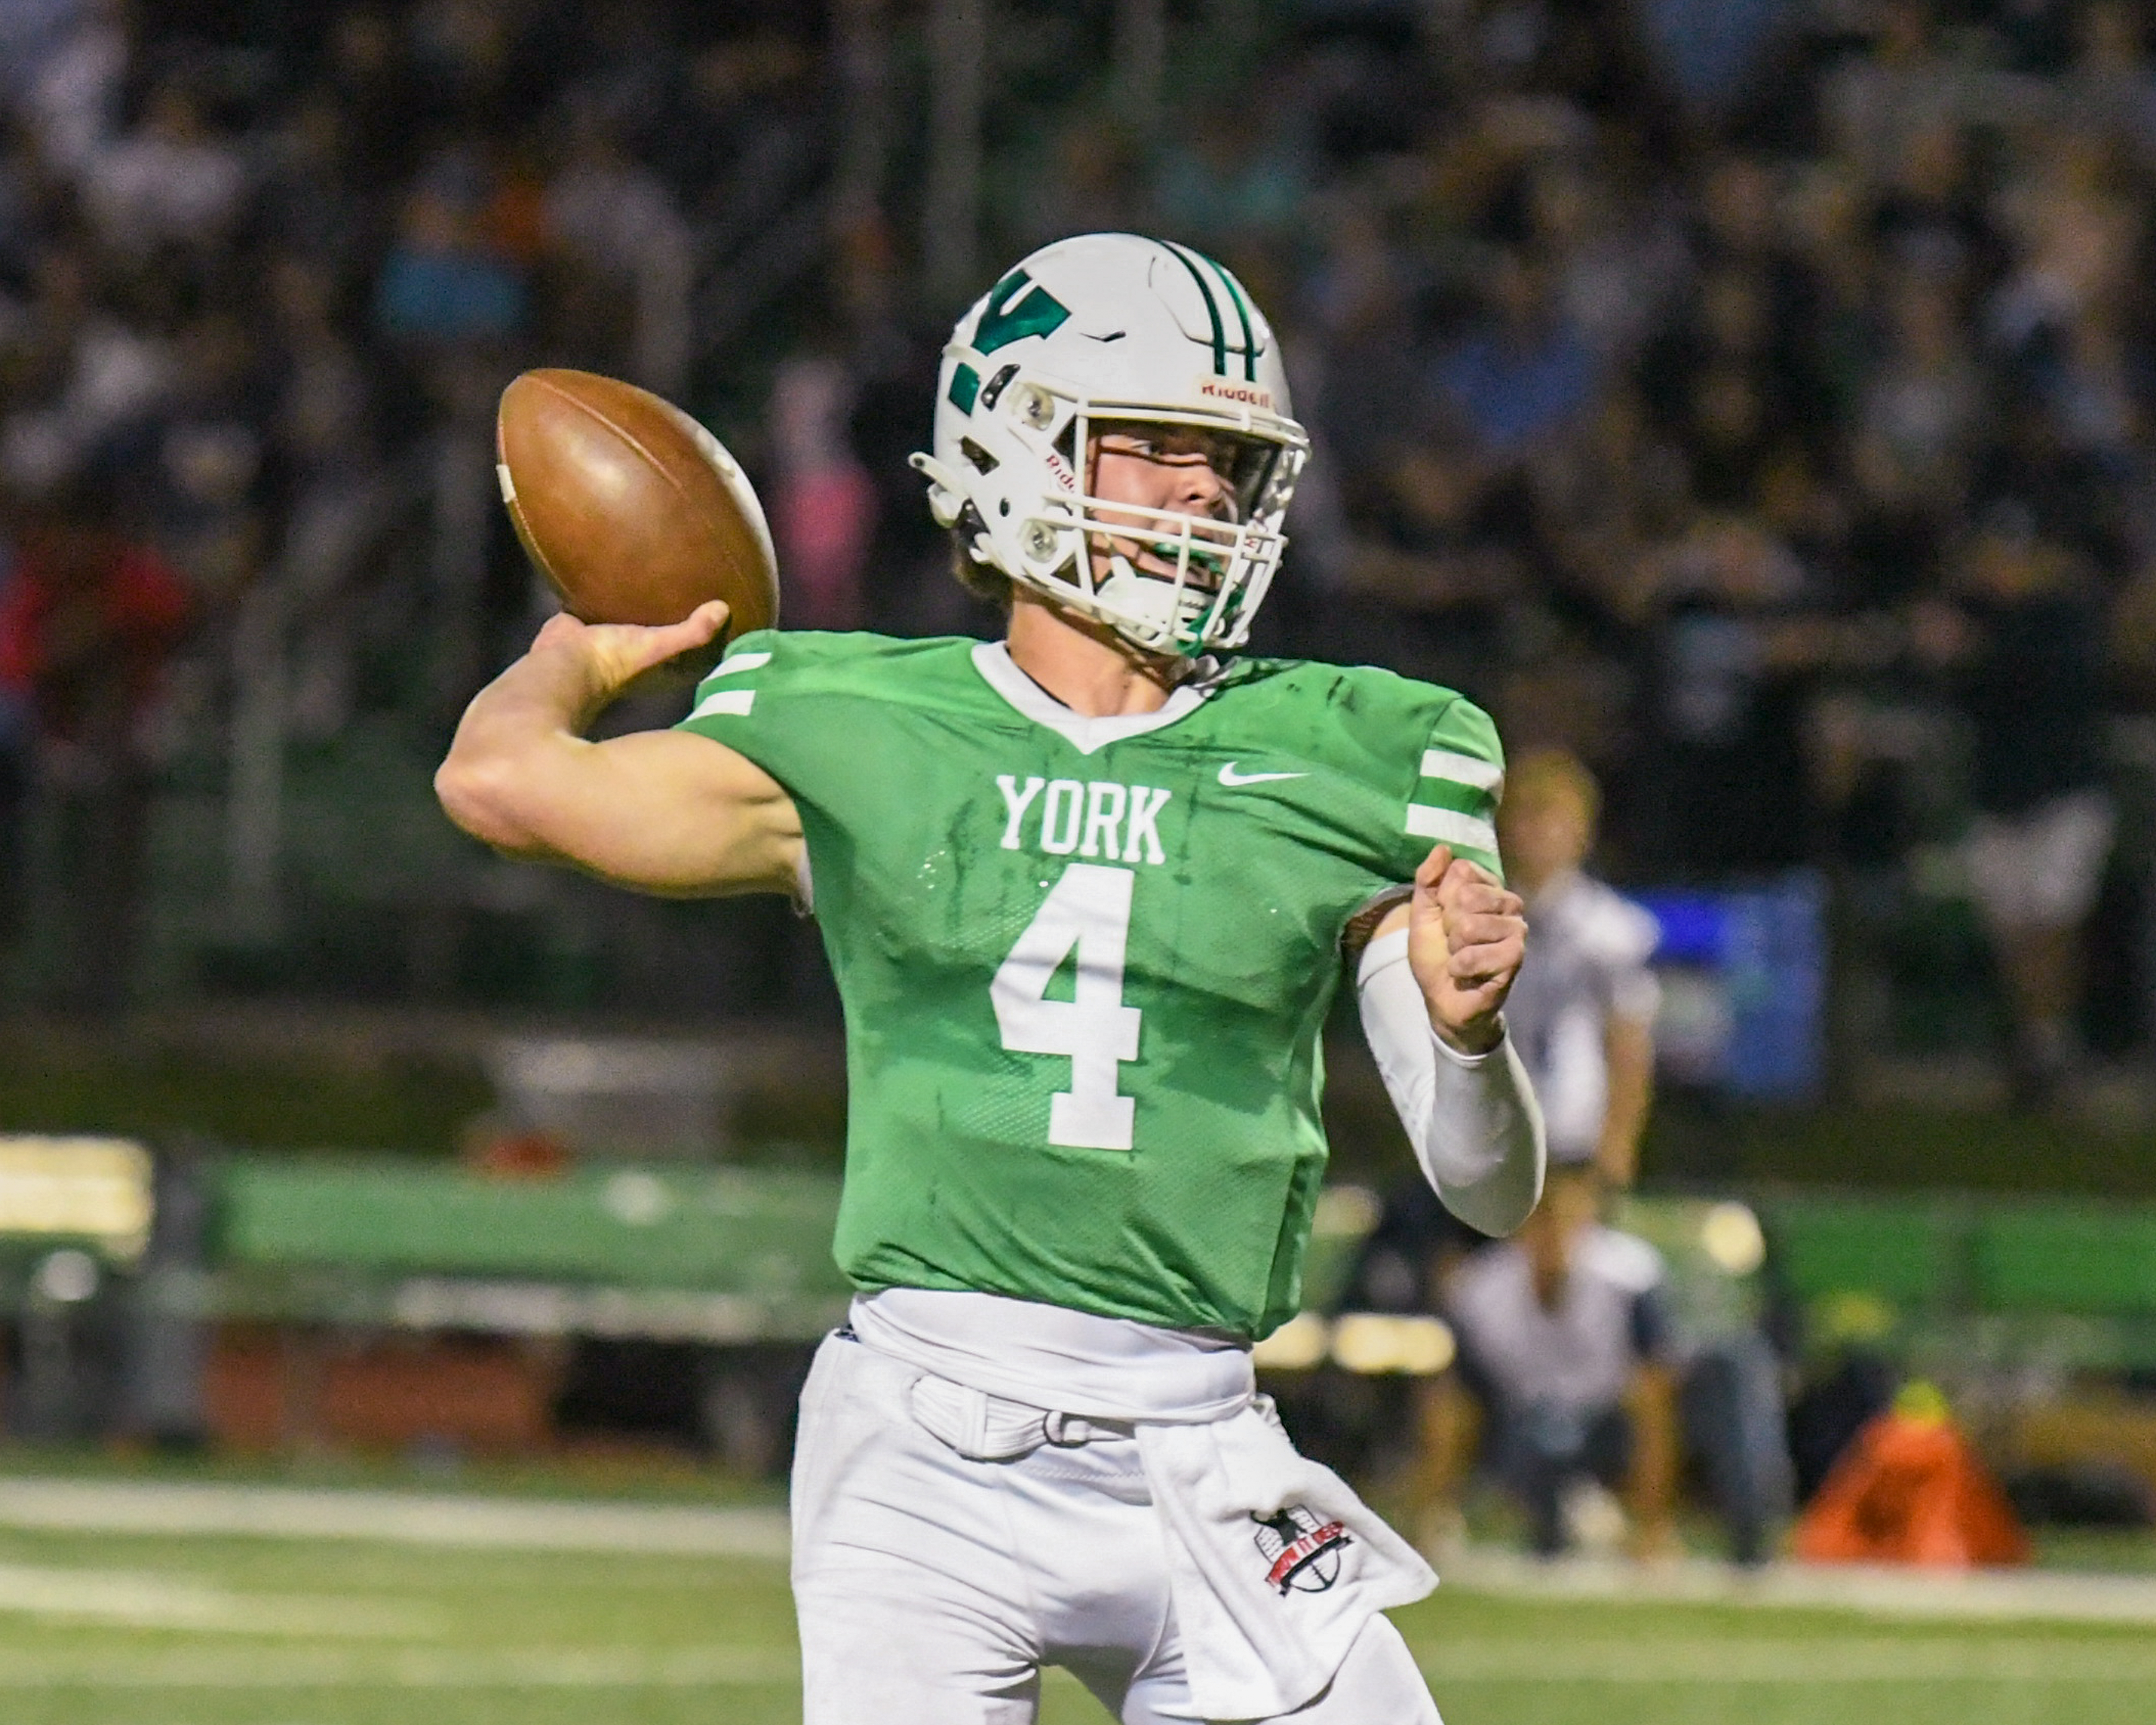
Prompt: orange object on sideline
<box><xmin>1794</xmin><ymin>1385</ymin><xmax>2030</xmax><ymax>1568</ymax></box>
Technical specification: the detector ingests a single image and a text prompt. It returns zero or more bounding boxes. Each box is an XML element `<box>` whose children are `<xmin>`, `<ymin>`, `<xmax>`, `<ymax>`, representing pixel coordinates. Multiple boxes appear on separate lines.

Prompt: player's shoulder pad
<box><xmin>1229</xmin><ymin>657</ymin><xmax>1505</xmax><ymax>876</ymax></box>
<box><xmin>1226</xmin><ymin>658</ymin><xmax>1502</xmax><ymax>774</ymax></box>
<box><xmin>1579</xmin><ymin>1225</ymin><xmax>1667</xmax><ymax>1294</ymax></box>
<box><xmin>683</xmin><ymin>630</ymin><xmax>972</xmax><ymax>722</ymax></box>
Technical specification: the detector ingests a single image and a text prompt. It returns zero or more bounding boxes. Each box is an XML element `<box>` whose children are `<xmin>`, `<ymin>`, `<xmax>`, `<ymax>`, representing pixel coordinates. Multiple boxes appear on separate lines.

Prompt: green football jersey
<box><xmin>676</xmin><ymin>631</ymin><xmax>1504</xmax><ymax>1338</ymax></box>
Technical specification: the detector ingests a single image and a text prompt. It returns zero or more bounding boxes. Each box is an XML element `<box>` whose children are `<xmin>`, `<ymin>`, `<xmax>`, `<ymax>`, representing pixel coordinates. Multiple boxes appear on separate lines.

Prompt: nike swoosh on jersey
<box><xmin>1218</xmin><ymin>762</ymin><xmax>1308</xmax><ymax>788</ymax></box>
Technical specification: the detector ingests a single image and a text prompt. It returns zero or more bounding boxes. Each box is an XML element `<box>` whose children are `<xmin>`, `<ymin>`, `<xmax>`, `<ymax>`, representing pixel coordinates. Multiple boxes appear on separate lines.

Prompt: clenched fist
<box><xmin>1407</xmin><ymin>844</ymin><xmax>1527</xmax><ymax>1055</ymax></box>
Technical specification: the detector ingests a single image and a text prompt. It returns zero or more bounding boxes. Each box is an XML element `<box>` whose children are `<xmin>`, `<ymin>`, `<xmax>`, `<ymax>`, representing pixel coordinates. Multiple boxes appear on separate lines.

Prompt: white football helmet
<box><xmin>912</xmin><ymin>233</ymin><xmax>1309</xmax><ymax>657</ymax></box>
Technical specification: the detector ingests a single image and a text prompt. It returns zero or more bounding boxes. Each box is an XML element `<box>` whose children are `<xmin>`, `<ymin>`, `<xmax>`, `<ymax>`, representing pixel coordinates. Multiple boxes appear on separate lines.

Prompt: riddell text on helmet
<box><xmin>1194</xmin><ymin>376</ymin><xmax>1275</xmax><ymax>411</ymax></box>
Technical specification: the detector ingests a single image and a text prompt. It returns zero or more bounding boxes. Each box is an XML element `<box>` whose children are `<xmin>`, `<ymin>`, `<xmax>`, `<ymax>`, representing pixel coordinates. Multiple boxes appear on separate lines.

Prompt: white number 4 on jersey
<box><xmin>991</xmin><ymin>864</ymin><xmax>1142</xmax><ymax>1150</ymax></box>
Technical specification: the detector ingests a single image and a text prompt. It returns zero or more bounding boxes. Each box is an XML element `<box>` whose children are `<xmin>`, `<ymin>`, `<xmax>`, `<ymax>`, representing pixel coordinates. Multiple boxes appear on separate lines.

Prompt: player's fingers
<box><xmin>1447</xmin><ymin>936</ymin><xmax>1524</xmax><ymax>984</ymax></box>
<box><xmin>1433</xmin><ymin>860</ymin><xmax>1502</xmax><ymax>918</ymax></box>
<box><xmin>1446</xmin><ymin>911</ymin><xmax>1524</xmax><ymax>950</ymax></box>
<box><xmin>678</xmin><ymin>598</ymin><xmax>731</xmax><ymax>641</ymax></box>
<box><xmin>531</xmin><ymin>611</ymin><xmax>588</xmax><ymax>651</ymax></box>
<box><xmin>642</xmin><ymin>601</ymin><xmax>729</xmax><ymax>658</ymax></box>
<box><xmin>1438</xmin><ymin>855</ymin><xmax>1499</xmax><ymax>894</ymax></box>
<box><xmin>1414</xmin><ymin>845</ymin><xmax>1454</xmax><ymax>896</ymax></box>
<box><xmin>616</xmin><ymin>603</ymin><xmax>732</xmax><ymax>672</ymax></box>
<box><xmin>1441</xmin><ymin>882</ymin><xmax>1517</xmax><ymax>925</ymax></box>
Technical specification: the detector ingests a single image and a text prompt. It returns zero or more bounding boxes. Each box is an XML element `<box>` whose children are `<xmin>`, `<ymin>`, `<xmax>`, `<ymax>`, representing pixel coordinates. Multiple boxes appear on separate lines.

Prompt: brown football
<box><xmin>495</xmin><ymin>369</ymin><xmax>779</xmax><ymax>638</ymax></box>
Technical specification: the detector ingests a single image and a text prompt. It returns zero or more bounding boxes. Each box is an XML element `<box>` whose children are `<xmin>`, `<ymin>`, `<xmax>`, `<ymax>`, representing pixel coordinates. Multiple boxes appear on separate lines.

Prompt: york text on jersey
<box><xmin>996</xmin><ymin>776</ymin><xmax>1172</xmax><ymax>865</ymax></box>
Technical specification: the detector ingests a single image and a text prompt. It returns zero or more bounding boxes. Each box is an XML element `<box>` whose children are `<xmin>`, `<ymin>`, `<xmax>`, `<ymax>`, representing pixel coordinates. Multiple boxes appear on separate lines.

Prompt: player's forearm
<box><xmin>1357</xmin><ymin>929</ymin><xmax>1546</xmax><ymax>1237</ymax></box>
<box><xmin>436</xmin><ymin>634</ymin><xmax>802</xmax><ymax>896</ymax></box>
<box><xmin>437</xmin><ymin>643</ymin><xmax>615</xmax><ymax>851</ymax></box>
<box><xmin>1420</xmin><ymin>1031</ymin><xmax>1545</xmax><ymax>1235</ymax></box>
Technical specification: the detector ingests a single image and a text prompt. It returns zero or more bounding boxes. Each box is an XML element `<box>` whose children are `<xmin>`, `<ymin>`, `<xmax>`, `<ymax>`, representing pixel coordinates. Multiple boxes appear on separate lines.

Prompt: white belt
<box><xmin>908</xmin><ymin>1369</ymin><xmax>1136</xmax><ymax>1461</ymax></box>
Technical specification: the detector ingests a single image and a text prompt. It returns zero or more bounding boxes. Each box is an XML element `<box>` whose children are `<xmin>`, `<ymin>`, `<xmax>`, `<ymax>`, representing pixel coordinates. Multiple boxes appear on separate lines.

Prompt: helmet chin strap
<box><xmin>1096</xmin><ymin>550</ymin><xmax>1211</xmax><ymax>656</ymax></box>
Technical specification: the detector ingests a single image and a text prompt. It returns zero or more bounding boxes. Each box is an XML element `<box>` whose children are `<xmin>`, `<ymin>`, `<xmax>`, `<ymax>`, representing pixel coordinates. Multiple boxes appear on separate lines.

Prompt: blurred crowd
<box><xmin>3</xmin><ymin>0</ymin><xmax>2156</xmax><ymax>1052</ymax></box>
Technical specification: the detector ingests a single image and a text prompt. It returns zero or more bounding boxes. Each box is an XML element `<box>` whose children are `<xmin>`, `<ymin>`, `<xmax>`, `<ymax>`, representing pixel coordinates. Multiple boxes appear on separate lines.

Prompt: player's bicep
<box><xmin>500</xmin><ymin>728</ymin><xmax>803</xmax><ymax>898</ymax></box>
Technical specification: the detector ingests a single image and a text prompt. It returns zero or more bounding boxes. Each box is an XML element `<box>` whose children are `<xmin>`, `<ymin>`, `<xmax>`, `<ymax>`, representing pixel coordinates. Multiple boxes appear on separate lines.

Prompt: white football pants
<box><xmin>791</xmin><ymin>1333</ymin><xmax>1441</xmax><ymax>1725</ymax></box>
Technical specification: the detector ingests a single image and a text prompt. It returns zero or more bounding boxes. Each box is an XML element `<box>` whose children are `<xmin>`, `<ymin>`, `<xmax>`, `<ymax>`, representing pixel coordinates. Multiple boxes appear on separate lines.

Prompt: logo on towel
<box><xmin>1252</xmin><ymin>1507</ymin><xmax>1350</xmax><ymax>1594</ymax></box>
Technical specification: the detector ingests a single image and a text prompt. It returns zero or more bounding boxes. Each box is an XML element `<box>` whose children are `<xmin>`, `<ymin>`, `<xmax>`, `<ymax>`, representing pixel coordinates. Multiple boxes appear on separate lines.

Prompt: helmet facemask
<box><xmin>930</xmin><ymin>370</ymin><xmax>1307</xmax><ymax>658</ymax></box>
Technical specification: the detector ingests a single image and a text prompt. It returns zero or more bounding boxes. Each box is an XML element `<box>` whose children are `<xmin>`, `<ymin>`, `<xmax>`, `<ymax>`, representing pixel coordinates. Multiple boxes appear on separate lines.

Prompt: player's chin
<box><xmin>1096</xmin><ymin>533</ymin><xmax>1225</xmax><ymax>590</ymax></box>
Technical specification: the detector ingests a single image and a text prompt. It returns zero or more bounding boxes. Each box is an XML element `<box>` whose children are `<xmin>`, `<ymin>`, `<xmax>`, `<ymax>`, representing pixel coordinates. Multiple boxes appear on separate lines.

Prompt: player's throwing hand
<box><xmin>1408</xmin><ymin>844</ymin><xmax>1527</xmax><ymax>1056</ymax></box>
<box><xmin>525</xmin><ymin>600</ymin><xmax>733</xmax><ymax>712</ymax></box>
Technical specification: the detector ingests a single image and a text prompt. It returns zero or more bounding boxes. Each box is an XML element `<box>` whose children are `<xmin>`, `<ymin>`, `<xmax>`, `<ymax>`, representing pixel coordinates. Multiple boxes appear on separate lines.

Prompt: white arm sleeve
<box><xmin>1355</xmin><ymin>927</ymin><xmax>1546</xmax><ymax>1237</ymax></box>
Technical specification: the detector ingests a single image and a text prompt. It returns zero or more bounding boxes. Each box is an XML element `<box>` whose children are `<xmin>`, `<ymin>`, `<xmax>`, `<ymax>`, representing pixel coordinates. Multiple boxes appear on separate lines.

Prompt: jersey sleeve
<box><xmin>673</xmin><ymin>627</ymin><xmax>811</xmax><ymax>781</ymax></box>
<box><xmin>1398</xmin><ymin>693</ymin><xmax>1506</xmax><ymax>882</ymax></box>
<box><xmin>673</xmin><ymin>630</ymin><xmax>960</xmax><ymax>915</ymax></box>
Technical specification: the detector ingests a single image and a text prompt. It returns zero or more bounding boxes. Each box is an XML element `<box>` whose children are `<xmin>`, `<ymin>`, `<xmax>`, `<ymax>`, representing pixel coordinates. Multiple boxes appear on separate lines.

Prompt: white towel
<box><xmin>1136</xmin><ymin>1397</ymin><xmax>1437</xmax><ymax>1720</ymax></box>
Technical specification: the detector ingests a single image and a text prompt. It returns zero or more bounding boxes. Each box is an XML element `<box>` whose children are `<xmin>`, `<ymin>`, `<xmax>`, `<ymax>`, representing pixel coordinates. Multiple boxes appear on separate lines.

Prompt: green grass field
<box><xmin>2</xmin><ymin>1502</ymin><xmax>2153</xmax><ymax>1725</ymax></box>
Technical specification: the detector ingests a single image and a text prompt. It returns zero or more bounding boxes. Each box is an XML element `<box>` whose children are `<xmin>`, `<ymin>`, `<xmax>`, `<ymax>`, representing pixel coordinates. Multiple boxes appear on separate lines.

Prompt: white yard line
<box><xmin>0</xmin><ymin>1637</ymin><xmax>2146</xmax><ymax>1690</ymax></box>
<box><xmin>1439</xmin><ymin>1549</ymin><xmax>2156</xmax><ymax>1624</ymax></box>
<box><xmin>1412</xmin><ymin>1636</ymin><xmax>2156</xmax><ymax>1684</ymax></box>
<box><xmin>0</xmin><ymin>1478</ymin><xmax>789</xmax><ymax>1557</ymax></box>
<box><xmin>0</xmin><ymin>1562</ymin><xmax>429</xmax><ymax>1637</ymax></box>
<box><xmin>5</xmin><ymin>1476</ymin><xmax>2153</xmax><ymax>1635</ymax></box>
<box><xmin>0</xmin><ymin>1645</ymin><xmax>798</xmax><ymax>1688</ymax></box>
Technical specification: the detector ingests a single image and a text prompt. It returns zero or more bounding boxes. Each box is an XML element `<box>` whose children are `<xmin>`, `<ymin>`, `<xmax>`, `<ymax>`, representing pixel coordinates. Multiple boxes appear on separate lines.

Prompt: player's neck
<box><xmin>1005</xmin><ymin>592</ymin><xmax>1184</xmax><ymax>717</ymax></box>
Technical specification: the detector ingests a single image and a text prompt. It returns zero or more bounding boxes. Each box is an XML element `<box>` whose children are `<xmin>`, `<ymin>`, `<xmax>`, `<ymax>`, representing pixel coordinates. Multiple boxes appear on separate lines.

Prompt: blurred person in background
<box><xmin>0</xmin><ymin>475</ymin><xmax>189</xmax><ymax>1011</ymax></box>
<box><xmin>151</xmin><ymin>309</ymin><xmax>269</xmax><ymax>606</ymax></box>
<box><xmin>374</xmin><ymin>145</ymin><xmax>531</xmax><ymax>350</ymax></box>
<box><xmin>79</xmin><ymin>76</ymin><xmax>246</xmax><ymax>267</ymax></box>
<box><xmin>2069</xmin><ymin>2</ymin><xmax>2156</xmax><ymax>165</ymax></box>
<box><xmin>1412</xmin><ymin>1154</ymin><xmax>1793</xmax><ymax>1567</ymax></box>
<box><xmin>262</xmin><ymin>253</ymin><xmax>389</xmax><ymax>743</ymax></box>
<box><xmin>1</xmin><ymin>240</ymin><xmax>176</xmax><ymax>500</ymax></box>
<box><xmin>1914</xmin><ymin>499</ymin><xmax>2113</xmax><ymax>1106</ymax></box>
<box><xmin>1378</xmin><ymin>749</ymin><xmax>1673</xmax><ymax>1556</ymax></box>
<box><xmin>18</xmin><ymin>0</ymin><xmax>128</xmax><ymax>190</ymax></box>
<box><xmin>1627</xmin><ymin>510</ymin><xmax>1824</xmax><ymax>879</ymax></box>
<box><xmin>1411</xmin><ymin>1162</ymin><xmax>1681</xmax><ymax>1562</ymax></box>
<box><xmin>1495</xmin><ymin>748</ymin><xmax>1657</xmax><ymax>1188</ymax></box>
<box><xmin>540</xmin><ymin>106</ymin><xmax>693</xmax><ymax>398</ymax></box>
<box><xmin>1399</xmin><ymin>750</ymin><xmax>1793</xmax><ymax>1562</ymax></box>
<box><xmin>1844</xmin><ymin>265</ymin><xmax>1985</xmax><ymax>605</ymax></box>
<box><xmin>1432</xmin><ymin>249</ymin><xmax>1601</xmax><ymax>479</ymax></box>
<box><xmin>768</xmin><ymin>351</ymin><xmax>874</xmax><ymax>632</ymax></box>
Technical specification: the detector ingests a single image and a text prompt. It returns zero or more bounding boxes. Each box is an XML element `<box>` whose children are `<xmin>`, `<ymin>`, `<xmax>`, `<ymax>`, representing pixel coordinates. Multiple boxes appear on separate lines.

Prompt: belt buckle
<box><xmin>1042</xmin><ymin>1410</ymin><xmax>1096</xmax><ymax>1447</ymax></box>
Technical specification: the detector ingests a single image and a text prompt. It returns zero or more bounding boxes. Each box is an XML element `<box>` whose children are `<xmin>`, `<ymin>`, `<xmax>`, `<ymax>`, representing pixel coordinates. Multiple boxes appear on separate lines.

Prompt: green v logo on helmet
<box><xmin>974</xmin><ymin>270</ymin><xmax>1072</xmax><ymax>354</ymax></box>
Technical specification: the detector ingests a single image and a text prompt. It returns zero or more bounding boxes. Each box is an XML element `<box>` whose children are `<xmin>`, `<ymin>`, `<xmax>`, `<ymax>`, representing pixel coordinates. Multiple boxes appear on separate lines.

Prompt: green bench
<box><xmin>210</xmin><ymin>1155</ymin><xmax>852</xmax><ymax>1341</ymax></box>
<box><xmin>1759</xmin><ymin>1194</ymin><xmax>2156</xmax><ymax>1369</ymax></box>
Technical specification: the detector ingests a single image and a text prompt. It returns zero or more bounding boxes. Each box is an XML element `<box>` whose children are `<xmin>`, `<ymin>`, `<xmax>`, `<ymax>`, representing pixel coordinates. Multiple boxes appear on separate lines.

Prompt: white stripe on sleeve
<box><xmin>689</xmin><ymin>688</ymin><xmax>756</xmax><ymax>719</ymax></box>
<box><xmin>1419</xmin><ymin>749</ymin><xmax>1504</xmax><ymax>793</ymax></box>
<box><xmin>1405</xmin><ymin>805</ymin><xmax>1498</xmax><ymax>851</ymax></box>
<box><xmin>710</xmin><ymin>651</ymin><xmax>772</xmax><ymax>678</ymax></box>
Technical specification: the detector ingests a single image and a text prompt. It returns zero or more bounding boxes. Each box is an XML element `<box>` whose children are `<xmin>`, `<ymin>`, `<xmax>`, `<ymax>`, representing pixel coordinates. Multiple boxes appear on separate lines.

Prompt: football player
<box><xmin>438</xmin><ymin>233</ymin><xmax>1543</xmax><ymax>1723</ymax></box>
